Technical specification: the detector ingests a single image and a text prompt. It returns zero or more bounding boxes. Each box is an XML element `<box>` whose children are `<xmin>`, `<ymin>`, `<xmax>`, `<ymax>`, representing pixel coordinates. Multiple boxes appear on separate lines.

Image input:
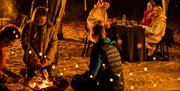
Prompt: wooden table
<box><xmin>108</xmin><ymin>25</ymin><xmax>146</xmax><ymax>62</ymax></box>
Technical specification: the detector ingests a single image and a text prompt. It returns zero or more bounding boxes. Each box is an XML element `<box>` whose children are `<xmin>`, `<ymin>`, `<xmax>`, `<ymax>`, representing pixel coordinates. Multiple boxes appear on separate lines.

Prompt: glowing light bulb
<box><xmin>130</xmin><ymin>86</ymin><xmax>134</xmax><ymax>89</ymax></box>
<box><xmin>63</xmin><ymin>68</ymin><xmax>67</xmax><ymax>71</ymax></box>
<box><xmin>137</xmin><ymin>43</ymin><xmax>142</xmax><ymax>48</ymax></box>
<box><xmin>96</xmin><ymin>81</ymin><xmax>100</xmax><ymax>85</ymax></box>
<box><xmin>39</xmin><ymin>52</ymin><xmax>42</xmax><ymax>56</ymax></box>
<box><xmin>153</xmin><ymin>57</ymin><xmax>156</xmax><ymax>61</ymax></box>
<box><xmin>28</xmin><ymin>50</ymin><xmax>32</xmax><ymax>54</ymax></box>
<box><xmin>178</xmin><ymin>77</ymin><xmax>180</xmax><ymax>81</ymax></box>
<box><xmin>15</xmin><ymin>35</ymin><xmax>18</xmax><ymax>38</ymax></box>
<box><xmin>75</xmin><ymin>64</ymin><xmax>79</xmax><ymax>68</ymax></box>
<box><xmin>129</xmin><ymin>72</ymin><xmax>133</xmax><ymax>76</ymax></box>
<box><xmin>144</xmin><ymin>67</ymin><xmax>148</xmax><ymax>71</ymax></box>
<box><xmin>102</xmin><ymin>63</ymin><xmax>105</xmax><ymax>67</ymax></box>
<box><xmin>34</xmin><ymin>70</ymin><xmax>38</xmax><ymax>74</ymax></box>
<box><xmin>117</xmin><ymin>74</ymin><xmax>121</xmax><ymax>77</ymax></box>
<box><xmin>102</xmin><ymin>63</ymin><xmax>106</xmax><ymax>69</ymax></box>
<box><xmin>109</xmin><ymin>78</ymin><xmax>113</xmax><ymax>82</ymax></box>
<box><xmin>52</xmin><ymin>65</ymin><xmax>55</xmax><ymax>69</ymax></box>
<box><xmin>11</xmin><ymin>51</ymin><xmax>15</xmax><ymax>54</ymax></box>
<box><xmin>89</xmin><ymin>75</ymin><xmax>93</xmax><ymax>78</ymax></box>
<box><xmin>13</xmin><ymin>30</ymin><xmax>16</xmax><ymax>34</ymax></box>
<box><xmin>44</xmin><ymin>55</ymin><xmax>47</xmax><ymax>59</ymax></box>
<box><xmin>120</xmin><ymin>82</ymin><xmax>123</xmax><ymax>85</ymax></box>
<box><xmin>60</xmin><ymin>73</ymin><xmax>63</xmax><ymax>76</ymax></box>
<box><xmin>154</xmin><ymin>84</ymin><xmax>157</xmax><ymax>87</ymax></box>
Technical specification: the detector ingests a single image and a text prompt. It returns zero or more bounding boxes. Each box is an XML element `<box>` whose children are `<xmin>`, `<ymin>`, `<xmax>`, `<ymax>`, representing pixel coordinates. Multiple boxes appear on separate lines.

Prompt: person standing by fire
<box><xmin>21</xmin><ymin>6</ymin><xmax>58</xmax><ymax>79</ymax></box>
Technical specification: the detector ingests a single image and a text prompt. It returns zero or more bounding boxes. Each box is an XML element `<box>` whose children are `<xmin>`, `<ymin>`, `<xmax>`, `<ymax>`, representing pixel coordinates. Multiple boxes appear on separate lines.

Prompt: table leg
<box><xmin>127</xmin><ymin>30</ymin><xmax>134</xmax><ymax>62</ymax></box>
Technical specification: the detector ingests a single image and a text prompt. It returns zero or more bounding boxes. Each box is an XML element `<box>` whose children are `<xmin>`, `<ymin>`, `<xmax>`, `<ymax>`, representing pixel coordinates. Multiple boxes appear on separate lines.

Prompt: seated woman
<box><xmin>140</xmin><ymin>0</ymin><xmax>156</xmax><ymax>26</ymax></box>
<box><xmin>142</xmin><ymin>5</ymin><xmax>167</xmax><ymax>56</ymax></box>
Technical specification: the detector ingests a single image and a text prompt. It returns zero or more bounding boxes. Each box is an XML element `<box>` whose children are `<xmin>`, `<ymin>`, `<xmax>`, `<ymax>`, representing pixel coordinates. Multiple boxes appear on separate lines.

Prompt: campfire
<box><xmin>27</xmin><ymin>69</ymin><xmax>69</xmax><ymax>91</ymax></box>
<box><xmin>28</xmin><ymin>69</ymin><xmax>54</xmax><ymax>90</ymax></box>
<box><xmin>28</xmin><ymin>76</ymin><xmax>54</xmax><ymax>90</ymax></box>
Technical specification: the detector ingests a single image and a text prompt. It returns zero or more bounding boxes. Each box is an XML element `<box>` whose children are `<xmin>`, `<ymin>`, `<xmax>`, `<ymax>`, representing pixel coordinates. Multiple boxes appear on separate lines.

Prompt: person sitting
<box><xmin>142</xmin><ymin>5</ymin><xmax>167</xmax><ymax>56</ymax></box>
<box><xmin>71</xmin><ymin>23</ymin><xmax>124</xmax><ymax>91</ymax></box>
<box><xmin>140</xmin><ymin>0</ymin><xmax>156</xmax><ymax>26</ymax></box>
<box><xmin>86</xmin><ymin>0</ymin><xmax>111</xmax><ymax>43</ymax></box>
<box><xmin>0</xmin><ymin>25</ymin><xmax>22</xmax><ymax>91</ymax></box>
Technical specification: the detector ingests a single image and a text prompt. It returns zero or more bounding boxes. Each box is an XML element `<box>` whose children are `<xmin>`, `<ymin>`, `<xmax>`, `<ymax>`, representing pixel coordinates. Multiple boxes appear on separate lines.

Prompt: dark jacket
<box><xmin>71</xmin><ymin>38</ymin><xmax>124</xmax><ymax>91</ymax></box>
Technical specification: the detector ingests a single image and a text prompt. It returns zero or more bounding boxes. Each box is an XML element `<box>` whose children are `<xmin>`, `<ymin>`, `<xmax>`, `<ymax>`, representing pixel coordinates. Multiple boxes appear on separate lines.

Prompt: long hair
<box><xmin>30</xmin><ymin>6</ymin><xmax>48</xmax><ymax>23</ymax></box>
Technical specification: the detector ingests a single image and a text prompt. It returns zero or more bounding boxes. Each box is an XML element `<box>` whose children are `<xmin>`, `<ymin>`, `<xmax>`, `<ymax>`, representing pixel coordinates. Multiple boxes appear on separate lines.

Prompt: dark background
<box><xmin>1</xmin><ymin>0</ymin><xmax>180</xmax><ymax>23</ymax></box>
<box><xmin>62</xmin><ymin>0</ymin><xmax>180</xmax><ymax>22</ymax></box>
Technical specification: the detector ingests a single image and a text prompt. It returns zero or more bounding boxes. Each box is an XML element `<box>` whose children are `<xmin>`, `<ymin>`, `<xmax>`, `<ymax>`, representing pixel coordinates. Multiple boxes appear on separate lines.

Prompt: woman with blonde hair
<box><xmin>142</xmin><ymin>5</ymin><xmax>167</xmax><ymax>56</ymax></box>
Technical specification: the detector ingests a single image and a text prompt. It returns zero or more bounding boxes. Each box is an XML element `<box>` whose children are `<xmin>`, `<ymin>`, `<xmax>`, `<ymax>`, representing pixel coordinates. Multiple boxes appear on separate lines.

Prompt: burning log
<box><xmin>27</xmin><ymin>69</ymin><xmax>69</xmax><ymax>91</ymax></box>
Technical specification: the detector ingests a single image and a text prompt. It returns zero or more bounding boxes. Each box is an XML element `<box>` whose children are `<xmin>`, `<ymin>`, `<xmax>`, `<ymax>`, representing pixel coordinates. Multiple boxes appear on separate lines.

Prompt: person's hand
<box><xmin>41</xmin><ymin>58</ymin><xmax>51</xmax><ymax>68</ymax></box>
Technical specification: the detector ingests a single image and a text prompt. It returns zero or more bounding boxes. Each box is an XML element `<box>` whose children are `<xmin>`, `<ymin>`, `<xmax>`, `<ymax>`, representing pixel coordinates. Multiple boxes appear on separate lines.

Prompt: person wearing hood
<box><xmin>142</xmin><ymin>5</ymin><xmax>167</xmax><ymax>56</ymax></box>
<box><xmin>21</xmin><ymin>6</ymin><xmax>58</xmax><ymax>78</ymax></box>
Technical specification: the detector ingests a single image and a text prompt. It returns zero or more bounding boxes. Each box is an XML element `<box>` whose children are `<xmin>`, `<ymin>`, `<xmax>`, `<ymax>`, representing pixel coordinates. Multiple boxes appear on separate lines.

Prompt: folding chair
<box><xmin>81</xmin><ymin>25</ymin><xmax>95</xmax><ymax>57</ymax></box>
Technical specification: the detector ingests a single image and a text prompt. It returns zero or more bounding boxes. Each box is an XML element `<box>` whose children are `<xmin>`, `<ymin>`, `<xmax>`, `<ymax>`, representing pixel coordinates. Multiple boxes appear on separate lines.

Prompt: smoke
<box><xmin>0</xmin><ymin>0</ymin><xmax>18</xmax><ymax>19</ymax></box>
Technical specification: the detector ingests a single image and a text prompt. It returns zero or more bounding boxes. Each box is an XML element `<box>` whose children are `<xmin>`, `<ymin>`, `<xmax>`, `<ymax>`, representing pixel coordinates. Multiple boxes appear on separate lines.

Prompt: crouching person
<box><xmin>71</xmin><ymin>23</ymin><xmax>124</xmax><ymax>91</ymax></box>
